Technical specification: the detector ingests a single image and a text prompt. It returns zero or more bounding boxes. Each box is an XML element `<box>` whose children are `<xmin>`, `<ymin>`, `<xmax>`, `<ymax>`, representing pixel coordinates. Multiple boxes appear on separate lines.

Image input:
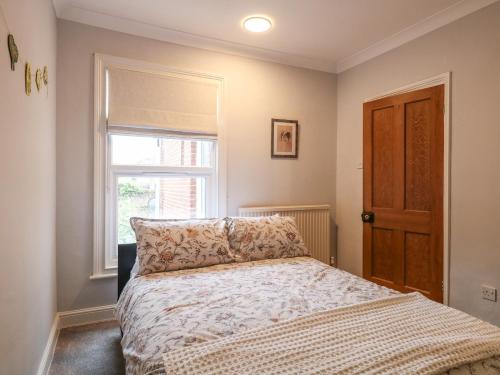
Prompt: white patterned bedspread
<box><xmin>116</xmin><ymin>257</ymin><xmax>500</xmax><ymax>375</ymax></box>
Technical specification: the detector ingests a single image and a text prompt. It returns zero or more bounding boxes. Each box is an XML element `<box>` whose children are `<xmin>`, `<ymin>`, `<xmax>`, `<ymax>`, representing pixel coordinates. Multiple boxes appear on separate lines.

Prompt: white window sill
<box><xmin>90</xmin><ymin>272</ymin><xmax>117</xmax><ymax>280</ymax></box>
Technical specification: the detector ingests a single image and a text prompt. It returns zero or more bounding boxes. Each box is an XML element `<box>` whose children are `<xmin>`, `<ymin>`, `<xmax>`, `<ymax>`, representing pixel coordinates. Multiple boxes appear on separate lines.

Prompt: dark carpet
<box><xmin>49</xmin><ymin>321</ymin><xmax>125</xmax><ymax>375</ymax></box>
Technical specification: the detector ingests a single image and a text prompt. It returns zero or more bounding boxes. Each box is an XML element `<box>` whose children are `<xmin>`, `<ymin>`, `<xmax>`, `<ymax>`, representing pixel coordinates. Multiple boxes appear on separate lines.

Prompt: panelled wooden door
<box><xmin>363</xmin><ymin>85</ymin><xmax>444</xmax><ymax>302</ymax></box>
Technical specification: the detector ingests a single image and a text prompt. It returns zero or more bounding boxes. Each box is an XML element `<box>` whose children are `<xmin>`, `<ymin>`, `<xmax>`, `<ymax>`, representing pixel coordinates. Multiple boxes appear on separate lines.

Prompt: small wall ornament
<box><xmin>7</xmin><ymin>34</ymin><xmax>18</xmax><ymax>71</ymax></box>
<box><xmin>35</xmin><ymin>68</ymin><xmax>42</xmax><ymax>91</ymax></box>
<box><xmin>25</xmin><ymin>63</ymin><xmax>31</xmax><ymax>96</ymax></box>
<box><xmin>43</xmin><ymin>66</ymin><xmax>48</xmax><ymax>86</ymax></box>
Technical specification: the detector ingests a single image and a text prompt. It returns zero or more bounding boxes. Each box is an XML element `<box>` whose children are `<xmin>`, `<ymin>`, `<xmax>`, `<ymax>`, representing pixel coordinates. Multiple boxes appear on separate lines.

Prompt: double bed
<box><xmin>116</xmin><ymin>244</ymin><xmax>500</xmax><ymax>375</ymax></box>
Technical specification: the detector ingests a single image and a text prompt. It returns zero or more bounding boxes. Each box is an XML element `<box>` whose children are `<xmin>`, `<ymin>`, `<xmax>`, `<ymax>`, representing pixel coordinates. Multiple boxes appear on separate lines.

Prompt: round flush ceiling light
<box><xmin>243</xmin><ymin>16</ymin><xmax>273</xmax><ymax>33</ymax></box>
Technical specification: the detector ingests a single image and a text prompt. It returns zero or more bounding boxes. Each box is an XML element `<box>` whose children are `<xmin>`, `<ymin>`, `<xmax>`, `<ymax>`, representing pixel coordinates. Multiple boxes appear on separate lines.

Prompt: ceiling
<box><xmin>53</xmin><ymin>0</ymin><xmax>498</xmax><ymax>73</ymax></box>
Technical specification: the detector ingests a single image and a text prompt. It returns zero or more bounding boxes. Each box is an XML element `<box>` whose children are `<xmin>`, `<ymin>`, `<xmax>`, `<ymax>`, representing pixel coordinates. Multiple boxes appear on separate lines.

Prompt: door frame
<box><xmin>363</xmin><ymin>72</ymin><xmax>451</xmax><ymax>305</ymax></box>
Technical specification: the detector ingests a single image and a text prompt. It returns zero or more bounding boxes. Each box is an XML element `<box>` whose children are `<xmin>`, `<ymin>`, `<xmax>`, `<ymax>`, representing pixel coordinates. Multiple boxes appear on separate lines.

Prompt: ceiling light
<box><xmin>243</xmin><ymin>16</ymin><xmax>272</xmax><ymax>33</ymax></box>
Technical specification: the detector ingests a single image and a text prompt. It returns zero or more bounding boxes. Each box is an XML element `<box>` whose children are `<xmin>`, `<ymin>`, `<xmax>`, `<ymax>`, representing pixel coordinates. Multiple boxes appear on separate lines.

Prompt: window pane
<box><xmin>111</xmin><ymin>134</ymin><xmax>213</xmax><ymax>167</ymax></box>
<box><xmin>117</xmin><ymin>176</ymin><xmax>207</xmax><ymax>244</ymax></box>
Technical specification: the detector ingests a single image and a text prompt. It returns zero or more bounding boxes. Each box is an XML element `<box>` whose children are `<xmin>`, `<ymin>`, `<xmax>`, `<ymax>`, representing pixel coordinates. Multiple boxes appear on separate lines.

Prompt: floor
<box><xmin>49</xmin><ymin>321</ymin><xmax>125</xmax><ymax>375</ymax></box>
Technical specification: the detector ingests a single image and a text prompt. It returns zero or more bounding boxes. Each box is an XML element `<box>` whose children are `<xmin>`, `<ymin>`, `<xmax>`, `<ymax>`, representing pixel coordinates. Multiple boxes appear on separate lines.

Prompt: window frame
<box><xmin>92</xmin><ymin>54</ymin><xmax>226</xmax><ymax>279</ymax></box>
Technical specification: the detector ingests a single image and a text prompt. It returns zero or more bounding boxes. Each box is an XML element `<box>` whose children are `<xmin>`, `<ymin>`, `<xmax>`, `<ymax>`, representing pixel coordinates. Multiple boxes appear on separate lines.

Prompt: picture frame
<box><xmin>271</xmin><ymin>118</ymin><xmax>299</xmax><ymax>159</ymax></box>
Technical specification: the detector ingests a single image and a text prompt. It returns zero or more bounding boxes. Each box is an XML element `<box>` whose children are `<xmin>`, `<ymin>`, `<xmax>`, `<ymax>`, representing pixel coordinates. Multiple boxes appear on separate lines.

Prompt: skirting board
<box><xmin>36</xmin><ymin>315</ymin><xmax>60</xmax><ymax>375</ymax></box>
<box><xmin>58</xmin><ymin>304</ymin><xmax>117</xmax><ymax>329</ymax></box>
<box><xmin>36</xmin><ymin>304</ymin><xmax>117</xmax><ymax>374</ymax></box>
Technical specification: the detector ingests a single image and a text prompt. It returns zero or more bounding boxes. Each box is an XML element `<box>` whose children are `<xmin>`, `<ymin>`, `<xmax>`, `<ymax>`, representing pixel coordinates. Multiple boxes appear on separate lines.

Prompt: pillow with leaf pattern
<box><xmin>130</xmin><ymin>217</ymin><xmax>234</xmax><ymax>275</ymax></box>
<box><xmin>225</xmin><ymin>216</ymin><xmax>310</xmax><ymax>262</ymax></box>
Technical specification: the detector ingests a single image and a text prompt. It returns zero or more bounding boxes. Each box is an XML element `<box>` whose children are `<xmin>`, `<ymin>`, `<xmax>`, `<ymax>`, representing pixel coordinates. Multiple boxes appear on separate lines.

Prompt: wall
<box><xmin>0</xmin><ymin>0</ymin><xmax>57</xmax><ymax>373</ymax></box>
<box><xmin>336</xmin><ymin>2</ymin><xmax>500</xmax><ymax>325</ymax></box>
<box><xmin>56</xmin><ymin>20</ymin><xmax>337</xmax><ymax>311</ymax></box>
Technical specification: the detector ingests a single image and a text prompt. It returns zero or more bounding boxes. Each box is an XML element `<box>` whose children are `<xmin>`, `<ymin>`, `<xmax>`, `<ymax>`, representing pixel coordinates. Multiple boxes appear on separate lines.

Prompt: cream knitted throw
<box><xmin>163</xmin><ymin>293</ymin><xmax>500</xmax><ymax>375</ymax></box>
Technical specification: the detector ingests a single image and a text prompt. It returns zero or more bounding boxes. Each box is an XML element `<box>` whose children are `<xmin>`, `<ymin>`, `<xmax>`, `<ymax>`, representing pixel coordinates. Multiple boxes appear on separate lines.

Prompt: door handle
<box><xmin>361</xmin><ymin>211</ymin><xmax>375</xmax><ymax>223</ymax></box>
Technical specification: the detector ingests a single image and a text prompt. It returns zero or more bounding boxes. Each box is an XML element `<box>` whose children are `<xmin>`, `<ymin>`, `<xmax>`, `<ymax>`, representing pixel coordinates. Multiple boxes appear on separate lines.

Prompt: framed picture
<box><xmin>271</xmin><ymin>119</ymin><xmax>299</xmax><ymax>159</ymax></box>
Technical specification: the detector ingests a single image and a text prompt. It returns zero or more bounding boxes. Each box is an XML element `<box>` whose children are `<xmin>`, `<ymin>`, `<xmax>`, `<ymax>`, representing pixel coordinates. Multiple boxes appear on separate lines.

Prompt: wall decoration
<box><xmin>0</xmin><ymin>4</ymin><xmax>50</xmax><ymax>97</ymax></box>
<box><xmin>25</xmin><ymin>63</ymin><xmax>31</xmax><ymax>96</ymax></box>
<box><xmin>1</xmin><ymin>3</ymin><xmax>19</xmax><ymax>72</ymax></box>
<box><xmin>7</xmin><ymin>34</ymin><xmax>18</xmax><ymax>71</ymax></box>
<box><xmin>43</xmin><ymin>66</ymin><xmax>48</xmax><ymax>86</ymax></box>
<box><xmin>271</xmin><ymin>118</ymin><xmax>299</xmax><ymax>159</ymax></box>
<box><xmin>35</xmin><ymin>68</ymin><xmax>42</xmax><ymax>91</ymax></box>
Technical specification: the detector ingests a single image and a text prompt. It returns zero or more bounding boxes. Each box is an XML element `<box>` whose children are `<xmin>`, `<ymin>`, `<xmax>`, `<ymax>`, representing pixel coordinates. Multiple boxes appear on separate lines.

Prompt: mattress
<box><xmin>116</xmin><ymin>257</ymin><xmax>500</xmax><ymax>375</ymax></box>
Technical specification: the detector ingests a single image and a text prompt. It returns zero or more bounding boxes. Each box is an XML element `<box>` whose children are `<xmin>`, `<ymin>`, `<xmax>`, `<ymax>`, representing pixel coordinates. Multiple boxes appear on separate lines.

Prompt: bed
<box><xmin>116</xmin><ymin>244</ymin><xmax>500</xmax><ymax>375</ymax></box>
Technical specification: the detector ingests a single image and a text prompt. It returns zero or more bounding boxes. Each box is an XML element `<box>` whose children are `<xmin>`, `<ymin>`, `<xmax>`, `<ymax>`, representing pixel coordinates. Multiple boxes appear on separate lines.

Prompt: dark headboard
<box><xmin>118</xmin><ymin>243</ymin><xmax>137</xmax><ymax>300</ymax></box>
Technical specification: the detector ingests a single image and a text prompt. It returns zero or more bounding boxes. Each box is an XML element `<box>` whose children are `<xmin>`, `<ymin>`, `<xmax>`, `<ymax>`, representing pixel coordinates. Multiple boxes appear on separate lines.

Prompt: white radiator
<box><xmin>238</xmin><ymin>204</ymin><xmax>331</xmax><ymax>265</ymax></box>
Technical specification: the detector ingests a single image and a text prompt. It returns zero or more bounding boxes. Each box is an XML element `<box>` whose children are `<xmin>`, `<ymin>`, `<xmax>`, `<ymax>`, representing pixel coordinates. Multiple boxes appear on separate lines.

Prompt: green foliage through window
<box><xmin>117</xmin><ymin>179</ymin><xmax>156</xmax><ymax>244</ymax></box>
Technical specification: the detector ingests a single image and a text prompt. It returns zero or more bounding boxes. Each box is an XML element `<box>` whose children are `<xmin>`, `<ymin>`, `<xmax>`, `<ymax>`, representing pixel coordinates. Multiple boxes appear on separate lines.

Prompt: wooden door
<box><xmin>363</xmin><ymin>85</ymin><xmax>444</xmax><ymax>302</ymax></box>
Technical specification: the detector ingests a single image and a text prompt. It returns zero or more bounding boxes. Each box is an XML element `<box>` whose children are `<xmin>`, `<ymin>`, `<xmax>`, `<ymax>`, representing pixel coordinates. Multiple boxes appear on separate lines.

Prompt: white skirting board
<box><xmin>58</xmin><ymin>304</ymin><xmax>116</xmax><ymax>329</ymax></box>
<box><xmin>36</xmin><ymin>304</ymin><xmax>117</xmax><ymax>374</ymax></box>
<box><xmin>36</xmin><ymin>315</ymin><xmax>60</xmax><ymax>375</ymax></box>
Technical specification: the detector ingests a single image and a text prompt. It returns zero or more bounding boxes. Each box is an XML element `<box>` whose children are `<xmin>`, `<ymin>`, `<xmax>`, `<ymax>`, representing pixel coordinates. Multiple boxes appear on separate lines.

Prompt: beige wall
<box><xmin>56</xmin><ymin>20</ymin><xmax>337</xmax><ymax>311</ymax></box>
<box><xmin>336</xmin><ymin>2</ymin><xmax>500</xmax><ymax>325</ymax></box>
<box><xmin>0</xmin><ymin>0</ymin><xmax>57</xmax><ymax>373</ymax></box>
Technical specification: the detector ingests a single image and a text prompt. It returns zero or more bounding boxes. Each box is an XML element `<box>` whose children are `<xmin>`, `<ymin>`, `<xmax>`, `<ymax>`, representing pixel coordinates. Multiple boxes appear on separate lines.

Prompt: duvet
<box><xmin>116</xmin><ymin>257</ymin><xmax>500</xmax><ymax>375</ymax></box>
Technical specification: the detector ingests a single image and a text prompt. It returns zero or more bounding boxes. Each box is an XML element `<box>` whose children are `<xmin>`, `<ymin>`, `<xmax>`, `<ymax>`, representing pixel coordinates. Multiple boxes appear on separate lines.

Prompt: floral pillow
<box><xmin>130</xmin><ymin>217</ymin><xmax>234</xmax><ymax>276</ymax></box>
<box><xmin>225</xmin><ymin>216</ymin><xmax>310</xmax><ymax>262</ymax></box>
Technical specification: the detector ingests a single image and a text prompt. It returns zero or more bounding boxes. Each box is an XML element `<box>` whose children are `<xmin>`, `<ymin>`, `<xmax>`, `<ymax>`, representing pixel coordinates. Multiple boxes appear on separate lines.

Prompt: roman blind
<box><xmin>107</xmin><ymin>67</ymin><xmax>219</xmax><ymax>136</ymax></box>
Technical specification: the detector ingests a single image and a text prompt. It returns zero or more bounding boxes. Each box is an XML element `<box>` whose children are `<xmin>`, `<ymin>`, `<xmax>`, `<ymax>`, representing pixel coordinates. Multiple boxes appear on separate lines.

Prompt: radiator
<box><xmin>238</xmin><ymin>204</ymin><xmax>331</xmax><ymax>265</ymax></box>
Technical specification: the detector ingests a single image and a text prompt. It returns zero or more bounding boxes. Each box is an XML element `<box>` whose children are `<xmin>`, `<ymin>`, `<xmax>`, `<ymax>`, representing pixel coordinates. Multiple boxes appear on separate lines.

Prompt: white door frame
<box><xmin>364</xmin><ymin>72</ymin><xmax>451</xmax><ymax>305</ymax></box>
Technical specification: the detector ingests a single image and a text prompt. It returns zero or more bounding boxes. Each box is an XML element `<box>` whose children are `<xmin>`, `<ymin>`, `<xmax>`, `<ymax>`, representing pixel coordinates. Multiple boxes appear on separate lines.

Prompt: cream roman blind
<box><xmin>107</xmin><ymin>68</ymin><xmax>219</xmax><ymax>136</ymax></box>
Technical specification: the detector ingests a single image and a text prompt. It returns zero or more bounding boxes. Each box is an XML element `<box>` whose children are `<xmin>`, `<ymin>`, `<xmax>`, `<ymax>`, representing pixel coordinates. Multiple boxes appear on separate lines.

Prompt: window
<box><xmin>106</xmin><ymin>134</ymin><xmax>217</xmax><ymax>268</ymax></box>
<box><xmin>93</xmin><ymin>55</ymin><xmax>225</xmax><ymax>278</ymax></box>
